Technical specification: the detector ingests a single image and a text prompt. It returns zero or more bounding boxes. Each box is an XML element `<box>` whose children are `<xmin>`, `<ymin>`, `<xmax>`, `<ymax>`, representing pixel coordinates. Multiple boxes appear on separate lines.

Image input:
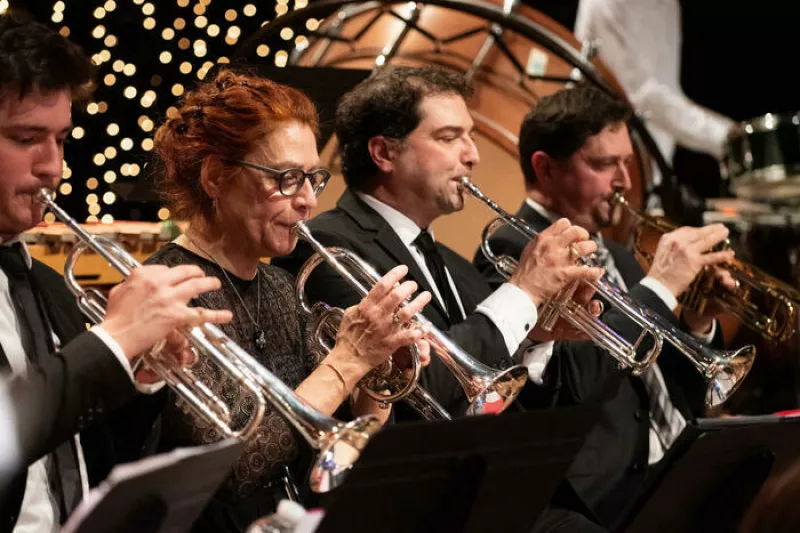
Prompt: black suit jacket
<box><xmin>272</xmin><ymin>189</ymin><xmax>520</xmax><ymax>418</ymax></box>
<box><xmin>473</xmin><ymin>202</ymin><xmax>713</xmax><ymax>527</ymax></box>
<box><xmin>0</xmin><ymin>259</ymin><xmax>136</xmax><ymax>533</ymax></box>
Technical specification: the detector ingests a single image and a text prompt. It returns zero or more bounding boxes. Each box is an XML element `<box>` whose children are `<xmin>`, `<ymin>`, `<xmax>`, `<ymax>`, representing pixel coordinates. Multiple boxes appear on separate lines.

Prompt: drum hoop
<box><xmin>737</xmin><ymin>111</ymin><xmax>800</xmax><ymax>135</ymax></box>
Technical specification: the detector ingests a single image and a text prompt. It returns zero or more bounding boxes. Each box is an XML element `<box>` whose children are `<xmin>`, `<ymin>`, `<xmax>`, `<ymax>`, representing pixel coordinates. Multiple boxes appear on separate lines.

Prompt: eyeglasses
<box><xmin>237</xmin><ymin>160</ymin><xmax>331</xmax><ymax>197</ymax></box>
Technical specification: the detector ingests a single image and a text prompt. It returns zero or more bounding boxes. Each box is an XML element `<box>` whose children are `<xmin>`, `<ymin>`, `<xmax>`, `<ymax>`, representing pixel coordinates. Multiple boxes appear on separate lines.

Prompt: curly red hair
<box><xmin>154</xmin><ymin>69</ymin><xmax>319</xmax><ymax>222</ymax></box>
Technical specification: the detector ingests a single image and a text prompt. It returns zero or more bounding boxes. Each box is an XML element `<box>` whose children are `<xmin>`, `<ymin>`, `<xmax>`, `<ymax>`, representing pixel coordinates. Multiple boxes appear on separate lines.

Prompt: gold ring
<box><xmin>569</xmin><ymin>244</ymin><xmax>580</xmax><ymax>260</ymax></box>
<box><xmin>392</xmin><ymin>313</ymin><xmax>403</xmax><ymax>326</ymax></box>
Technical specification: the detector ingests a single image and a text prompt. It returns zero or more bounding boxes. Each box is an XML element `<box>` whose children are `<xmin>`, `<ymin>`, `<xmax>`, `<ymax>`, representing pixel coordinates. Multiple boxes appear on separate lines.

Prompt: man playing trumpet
<box><xmin>0</xmin><ymin>9</ymin><xmax>232</xmax><ymax>532</ymax></box>
<box><xmin>473</xmin><ymin>85</ymin><xmax>739</xmax><ymax>529</ymax></box>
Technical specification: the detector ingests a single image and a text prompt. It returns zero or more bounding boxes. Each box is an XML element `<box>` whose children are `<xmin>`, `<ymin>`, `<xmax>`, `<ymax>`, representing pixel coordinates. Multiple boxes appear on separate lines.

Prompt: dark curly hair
<box><xmin>0</xmin><ymin>9</ymin><xmax>95</xmax><ymax>102</ymax></box>
<box><xmin>153</xmin><ymin>69</ymin><xmax>319</xmax><ymax>223</ymax></box>
<box><xmin>335</xmin><ymin>65</ymin><xmax>473</xmax><ymax>191</ymax></box>
<box><xmin>519</xmin><ymin>86</ymin><xmax>632</xmax><ymax>189</ymax></box>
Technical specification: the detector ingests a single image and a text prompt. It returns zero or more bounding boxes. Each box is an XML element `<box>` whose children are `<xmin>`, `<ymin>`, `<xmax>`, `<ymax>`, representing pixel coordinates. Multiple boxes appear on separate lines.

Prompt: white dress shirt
<box><xmin>574</xmin><ymin>0</ymin><xmax>733</xmax><ymax>179</ymax></box>
<box><xmin>356</xmin><ymin>193</ymin><xmax>538</xmax><ymax>356</ymax></box>
<box><xmin>0</xmin><ymin>238</ymin><xmax>140</xmax><ymax>532</ymax></box>
<box><xmin>0</xmin><ymin>382</ymin><xmax>20</xmax><ymax>486</ymax></box>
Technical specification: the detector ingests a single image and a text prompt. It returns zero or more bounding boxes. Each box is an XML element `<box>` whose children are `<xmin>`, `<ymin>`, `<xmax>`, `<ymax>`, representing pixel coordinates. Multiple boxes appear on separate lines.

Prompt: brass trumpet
<box><xmin>610</xmin><ymin>191</ymin><xmax>800</xmax><ymax>344</ymax></box>
<box><xmin>460</xmin><ymin>178</ymin><xmax>755</xmax><ymax>408</ymax></box>
<box><xmin>37</xmin><ymin>188</ymin><xmax>379</xmax><ymax>493</ymax></box>
<box><xmin>294</xmin><ymin>221</ymin><xmax>529</xmax><ymax>416</ymax></box>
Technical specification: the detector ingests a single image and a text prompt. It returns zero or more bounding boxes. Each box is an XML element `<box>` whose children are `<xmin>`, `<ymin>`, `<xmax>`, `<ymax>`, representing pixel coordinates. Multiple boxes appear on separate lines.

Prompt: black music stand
<box><xmin>315</xmin><ymin>406</ymin><xmax>600</xmax><ymax>533</ymax></box>
<box><xmin>619</xmin><ymin>415</ymin><xmax>800</xmax><ymax>533</ymax></box>
<box><xmin>61</xmin><ymin>439</ymin><xmax>244</xmax><ymax>533</ymax></box>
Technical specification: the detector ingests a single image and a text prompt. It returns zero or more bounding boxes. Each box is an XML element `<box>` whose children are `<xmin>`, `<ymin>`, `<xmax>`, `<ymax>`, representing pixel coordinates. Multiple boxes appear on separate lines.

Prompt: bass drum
<box><xmin>234</xmin><ymin>0</ymin><xmax>662</xmax><ymax>259</ymax></box>
<box><xmin>723</xmin><ymin>112</ymin><xmax>800</xmax><ymax>202</ymax></box>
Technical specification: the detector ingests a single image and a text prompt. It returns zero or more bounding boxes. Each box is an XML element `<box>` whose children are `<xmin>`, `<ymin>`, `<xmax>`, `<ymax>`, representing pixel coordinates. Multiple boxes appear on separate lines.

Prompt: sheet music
<box><xmin>62</xmin><ymin>439</ymin><xmax>242</xmax><ymax>533</ymax></box>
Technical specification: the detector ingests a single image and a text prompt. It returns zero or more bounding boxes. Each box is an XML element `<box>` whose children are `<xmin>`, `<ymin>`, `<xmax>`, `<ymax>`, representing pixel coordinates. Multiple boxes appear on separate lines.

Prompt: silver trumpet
<box><xmin>294</xmin><ymin>221</ymin><xmax>529</xmax><ymax>416</ymax></box>
<box><xmin>460</xmin><ymin>177</ymin><xmax>755</xmax><ymax>408</ymax></box>
<box><xmin>37</xmin><ymin>188</ymin><xmax>380</xmax><ymax>493</ymax></box>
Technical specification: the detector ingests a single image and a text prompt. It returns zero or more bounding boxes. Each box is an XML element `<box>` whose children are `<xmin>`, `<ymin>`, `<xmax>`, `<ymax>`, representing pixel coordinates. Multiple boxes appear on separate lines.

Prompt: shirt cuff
<box><xmin>475</xmin><ymin>282</ymin><xmax>538</xmax><ymax>356</ymax></box>
<box><xmin>89</xmin><ymin>326</ymin><xmax>166</xmax><ymax>394</ymax></box>
<box><xmin>516</xmin><ymin>340</ymin><xmax>555</xmax><ymax>385</ymax></box>
<box><xmin>638</xmin><ymin>278</ymin><xmax>716</xmax><ymax>343</ymax></box>
<box><xmin>638</xmin><ymin>276</ymin><xmax>678</xmax><ymax>311</ymax></box>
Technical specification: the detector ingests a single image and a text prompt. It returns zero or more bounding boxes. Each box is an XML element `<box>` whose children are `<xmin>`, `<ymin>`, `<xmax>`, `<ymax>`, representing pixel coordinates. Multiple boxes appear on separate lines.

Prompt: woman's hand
<box><xmin>350</xmin><ymin>339</ymin><xmax>431</xmax><ymax>422</ymax></box>
<box><xmin>330</xmin><ymin>265</ymin><xmax>432</xmax><ymax>379</ymax></box>
<box><xmin>298</xmin><ymin>265</ymin><xmax>432</xmax><ymax>417</ymax></box>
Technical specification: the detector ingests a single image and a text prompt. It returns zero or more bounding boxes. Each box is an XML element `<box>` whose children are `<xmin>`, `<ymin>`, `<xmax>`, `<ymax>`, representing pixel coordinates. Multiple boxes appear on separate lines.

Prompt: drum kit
<box><xmin>713</xmin><ymin>111</ymin><xmax>800</xmax><ymax>302</ymax></box>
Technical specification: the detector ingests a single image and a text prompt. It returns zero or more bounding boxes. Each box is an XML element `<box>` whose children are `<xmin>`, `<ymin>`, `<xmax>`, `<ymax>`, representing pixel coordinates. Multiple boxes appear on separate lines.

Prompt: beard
<box><xmin>591</xmin><ymin>196</ymin><xmax>621</xmax><ymax>229</ymax></box>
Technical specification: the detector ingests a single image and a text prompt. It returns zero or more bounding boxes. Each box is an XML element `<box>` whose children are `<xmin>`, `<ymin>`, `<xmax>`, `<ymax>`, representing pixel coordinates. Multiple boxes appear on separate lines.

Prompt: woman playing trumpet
<box><xmin>135</xmin><ymin>70</ymin><xmax>431</xmax><ymax>532</ymax></box>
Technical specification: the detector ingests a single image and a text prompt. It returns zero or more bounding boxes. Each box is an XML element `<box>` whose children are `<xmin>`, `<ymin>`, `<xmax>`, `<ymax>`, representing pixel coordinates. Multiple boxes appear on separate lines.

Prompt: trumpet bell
<box><xmin>466</xmin><ymin>365</ymin><xmax>529</xmax><ymax>415</ymax></box>
<box><xmin>705</xmin><ymin>344</ymin><xmax>756</xmax><ymax>408</ymax></box>
<box><xmin>309</xmin><ymin>415</ymin><xmax>382</xmax><ymax>493</ymax></box>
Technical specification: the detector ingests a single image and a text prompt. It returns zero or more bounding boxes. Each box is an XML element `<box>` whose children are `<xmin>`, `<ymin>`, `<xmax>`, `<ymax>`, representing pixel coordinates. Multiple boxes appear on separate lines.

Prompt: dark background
<box><xmin>18</xmin><ymin>0</ymin><xmax>800</xmax><ymax>220</ymax></box>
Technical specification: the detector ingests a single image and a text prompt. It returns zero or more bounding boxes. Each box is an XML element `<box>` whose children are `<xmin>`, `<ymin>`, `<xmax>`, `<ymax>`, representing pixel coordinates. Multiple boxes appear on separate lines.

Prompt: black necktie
<box><xmin>0</xmin><ymin>243</ymin><xmax>82</xmax><ymax>519</ymax></box>
<box><xmin>413</xmin><ymin>230</ymin><xmax>464</xmax><ymax>325</ymax></box>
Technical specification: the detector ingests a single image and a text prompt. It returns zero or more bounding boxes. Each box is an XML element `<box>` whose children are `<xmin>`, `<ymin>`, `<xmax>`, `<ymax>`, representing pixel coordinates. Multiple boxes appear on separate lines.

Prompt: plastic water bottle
<box><xmin>246</xmin><ymin>500</ymin><xmax>308</xmax><ymax>533</ymax></box>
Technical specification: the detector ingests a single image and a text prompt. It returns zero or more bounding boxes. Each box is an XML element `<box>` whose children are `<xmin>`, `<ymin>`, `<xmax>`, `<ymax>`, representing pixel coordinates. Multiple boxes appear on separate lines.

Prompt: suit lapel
<box><xmin>517</xmin><ymin>201</ymin><xmax>552</xmax><ymax>233</ymax></box>
<box><xmin>337</xmin><ymin>190</ymin><xmax>451</xmax><ymax>320</ymax></box>
<box><xmin>606</xmin><ymin>241</ymin><xmax>644</xmax><ymax>287</ymax></box>
<box><xmin>29</xmin><ymin>261</ymin><xmax>83</xmax><ymax>347</ymax></box>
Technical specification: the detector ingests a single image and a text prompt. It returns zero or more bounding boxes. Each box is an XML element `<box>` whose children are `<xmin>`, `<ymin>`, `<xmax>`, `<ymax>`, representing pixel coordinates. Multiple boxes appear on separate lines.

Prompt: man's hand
<box><xmin>681</xmin><ymin>266</ymin><xmax>738</xmax><ymax>335</ymax></box>
<box><xmin>647</xmin><ymin>224</ymin><xmax>735</xmax><ymax>299</ymax></box>
<box><xmin>510</xmin><ymin>218</ymin><xmax>604</xmax><ymax>307</ymax></box>
<box><xmin>528</xmin><ymin>282</ymin><xmax>604</xmax><ymax>342</ymax></box>
<box><xmin>101</xmin><ymin>264</ymin><xmax>232</xmax><ymax>364</ymax></box>
<box><xmin>135</xmin><ymin>330</ymin><xmax>198</xmax><ymax>385</ymax></box>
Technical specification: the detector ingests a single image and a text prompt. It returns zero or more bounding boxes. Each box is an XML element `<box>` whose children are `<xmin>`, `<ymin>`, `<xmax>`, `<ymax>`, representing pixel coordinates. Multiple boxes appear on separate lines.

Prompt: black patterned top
<box><xmin>145</xmin><ymin>243</ymin><xmax>317</xmax><ymax>505</ymax></box>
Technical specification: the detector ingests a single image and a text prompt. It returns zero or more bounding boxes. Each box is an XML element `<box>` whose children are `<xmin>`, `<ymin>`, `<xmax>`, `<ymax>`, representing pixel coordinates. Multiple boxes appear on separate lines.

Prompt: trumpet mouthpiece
<box><xmin>292</xmin><ymin>220</ymin><xmax>309</xmax><ymax>238</ymax></box>
<box><xmin>34</xmin><ymin>188</ymin><xmax>54</xmax><ymax>205</ymax></box>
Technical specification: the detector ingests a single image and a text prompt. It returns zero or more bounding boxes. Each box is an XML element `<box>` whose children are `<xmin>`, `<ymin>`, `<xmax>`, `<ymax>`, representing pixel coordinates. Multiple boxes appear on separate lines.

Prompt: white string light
<box><xmin>46</xmin><ymin>0</ymin><xmax>313</xmax><ymax>222</ymax></box>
